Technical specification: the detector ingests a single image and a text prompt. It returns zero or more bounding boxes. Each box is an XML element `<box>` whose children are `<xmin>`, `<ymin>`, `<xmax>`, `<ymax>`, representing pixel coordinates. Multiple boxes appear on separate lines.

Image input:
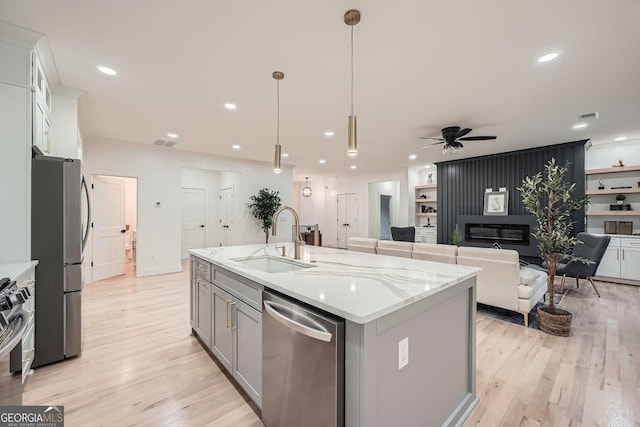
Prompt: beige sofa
<box><xmin>346</xmin><ymin>237</ymin><xmax>378</xmax><ymax>254</ymax></box>
<box><xmin>456</xmin><ymin>246</ymin><xmax>547</xmax><ymax>326</ymax></box>
<box><xmin>376</xmin><ymin>240</ymin><xmax>413</xmax><ymax>258</ymax></box>
<box><xmin>412</xmin><ymin>243</ymin><xmax>457</xmax><ymax>264</ymax></box>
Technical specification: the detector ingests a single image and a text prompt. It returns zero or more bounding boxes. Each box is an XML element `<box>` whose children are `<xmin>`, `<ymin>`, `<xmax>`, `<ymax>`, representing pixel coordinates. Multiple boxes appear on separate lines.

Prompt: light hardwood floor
<box><xmin>23</xmin><ymin>263</ymin><xmax>640</xmax><ymax>426</ymax></box>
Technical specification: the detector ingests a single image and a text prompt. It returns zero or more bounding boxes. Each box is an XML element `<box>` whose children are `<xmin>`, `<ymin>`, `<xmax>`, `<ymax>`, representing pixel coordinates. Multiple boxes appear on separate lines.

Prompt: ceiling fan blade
<box><xmin>457</xmin><ymin>136</ymin><xmax>497</xmax><ymax>141</ymax></box>
<box><xmin>415</xmin><ymin>137</ymin><xmax>445</xmax><ymax>141</ymax></box>
<box><xmin>417</xmin><ymin>141</ymin><xmax>445</xmax><ymax>149</ymax></box>
<box><xmin>455</xmin><ymin>128</ymin><xmax>472</xmax><ymax>138</ymax></box>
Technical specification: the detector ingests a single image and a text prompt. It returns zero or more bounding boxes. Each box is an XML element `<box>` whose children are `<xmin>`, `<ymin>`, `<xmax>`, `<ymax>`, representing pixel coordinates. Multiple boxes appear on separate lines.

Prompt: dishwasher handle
<box><xmin>264</xmin><ymin>300</ymin><xmax>333</xmax><ymax>343</ymax></box>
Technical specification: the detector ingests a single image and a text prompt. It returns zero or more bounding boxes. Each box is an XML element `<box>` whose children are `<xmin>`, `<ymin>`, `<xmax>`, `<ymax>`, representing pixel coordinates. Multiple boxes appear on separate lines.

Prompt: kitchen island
<box><xmin>190</xmin><ymin>243</ymin><xmax>479</xmax><ymax>427</ymax></box>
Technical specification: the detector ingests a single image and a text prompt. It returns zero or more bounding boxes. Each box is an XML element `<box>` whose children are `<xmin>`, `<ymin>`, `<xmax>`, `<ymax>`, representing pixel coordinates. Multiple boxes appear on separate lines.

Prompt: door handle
<box><xmin>120</xmin><ymin>229</ymin><xmax>126</xmax><ymax>233</ymax></box>
<box><xmin>199</xmin><ymin>225</ymin><xmax>205</xmax><ymax>228</ymax></box>
<box><xmin>264</xmin><ymin>301</ymin><xmax>332</xmax><ymax>342</ymax></box>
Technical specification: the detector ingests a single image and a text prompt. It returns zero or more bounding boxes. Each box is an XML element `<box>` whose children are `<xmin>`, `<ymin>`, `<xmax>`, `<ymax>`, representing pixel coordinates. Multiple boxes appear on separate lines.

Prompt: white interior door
<box><xmin>219</xmin><ymin>187</ymin><xmax>234</xmax><ymax>246</ymax></box>
<box><xmin>93</xmin><ymin>175</ymin><xmax>126</xmax><ymax>281</ymax></box>
<box><xmin>181</xmin><ymin>188</ymin><xmax>206</xmax><ymax>259</ymax></box>
<box><xmin>337</xmin><ymin>193</ymin><xmax>357</xmax><ymax>249</ymax></box>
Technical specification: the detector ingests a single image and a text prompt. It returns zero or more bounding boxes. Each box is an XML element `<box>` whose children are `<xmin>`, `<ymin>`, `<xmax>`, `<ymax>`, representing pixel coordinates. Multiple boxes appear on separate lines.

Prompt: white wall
<box><xmin>293</xmin><ymin>170</ymin><xmax>408</xmax><ymax>247</ymax></box>
<box><xmin>84</xmin><ymin>138</ymin><xmax>293</xmax><ymax>278</ymax></box>
<box><xmin>125</xmin><ymin>177</ymin><xmax>137</xmax><ymax>232</ymax></box>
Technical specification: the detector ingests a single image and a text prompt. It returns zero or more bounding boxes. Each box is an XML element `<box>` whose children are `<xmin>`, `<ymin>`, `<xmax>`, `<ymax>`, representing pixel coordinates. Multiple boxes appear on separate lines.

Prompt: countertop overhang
<box><xmin>190</xmin><ymin>244</ymin><xmax>478</xmax><ymax>324</ymax></box>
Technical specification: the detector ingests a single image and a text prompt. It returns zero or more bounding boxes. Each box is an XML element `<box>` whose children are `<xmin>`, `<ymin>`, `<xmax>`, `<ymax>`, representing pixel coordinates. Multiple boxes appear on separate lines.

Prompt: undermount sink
<box><xmin>232</xmin><ymin>256</ymin><xmax>315</xmax><ymax>274</ymax></box>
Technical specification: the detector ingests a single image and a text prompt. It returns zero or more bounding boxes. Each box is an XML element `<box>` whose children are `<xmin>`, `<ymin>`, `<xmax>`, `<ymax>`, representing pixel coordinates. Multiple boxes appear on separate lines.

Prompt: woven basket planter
<box><xmin>537</xmin><ymin>306</ymin><xmax>573</xmax><ymax>336</ymax></box>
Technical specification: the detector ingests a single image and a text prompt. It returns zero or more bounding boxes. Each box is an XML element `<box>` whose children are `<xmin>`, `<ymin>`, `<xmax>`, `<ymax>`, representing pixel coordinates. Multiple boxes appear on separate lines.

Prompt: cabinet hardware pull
<box><xmin>617</xmin><ymin>248</ymin><xmax>619</xmax><ymax>260</ymax></box>
<box><xmin>226</xmin><ymin>299</ymin><xmax>233</xmax><ymax>329</ymax></box>
<box><xmin>622</xmin><ymin>249</ymin><xmax>625</xmax><ymax>261</ymax></box>
<box><xmin>230</xmin><ymin>301</ymin><xmax>236</xmax><ymax>330</ymax></box>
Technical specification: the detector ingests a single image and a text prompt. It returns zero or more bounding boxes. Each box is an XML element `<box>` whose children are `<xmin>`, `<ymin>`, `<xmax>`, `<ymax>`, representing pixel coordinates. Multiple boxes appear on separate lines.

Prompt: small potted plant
<box><xmin>616</xmin><ymin>194</ymin><xmax>626</xmax><ymax>204</ymax></box>
<box><xmin>452</xmin><ymin>225</ymin><xmax>462</xmax><ymax>247</ymax></box>
<box><xmin>248</xmin><ymin>188</ymin><xmax>282</xmax><ymax>243</ymax></box>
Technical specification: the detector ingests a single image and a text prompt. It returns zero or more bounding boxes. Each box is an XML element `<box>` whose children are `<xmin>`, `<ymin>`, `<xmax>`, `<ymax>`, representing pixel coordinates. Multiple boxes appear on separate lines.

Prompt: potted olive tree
<box><xmin>249</xmin><ymin>188</ymin><xmax>282</xmax><ymax>243</ymax></box>
<box><xmin>518</xmin><ymin>159</ymin><xmax>590</xmax><ymax>336</ymax></box>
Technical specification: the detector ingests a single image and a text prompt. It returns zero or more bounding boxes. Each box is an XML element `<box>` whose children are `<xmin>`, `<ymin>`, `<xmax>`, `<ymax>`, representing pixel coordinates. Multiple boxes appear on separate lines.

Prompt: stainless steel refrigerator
<box><xmin>31</xmin><ymin>155</ymin><xmax>90</xmax><ymax>367</ymax></box>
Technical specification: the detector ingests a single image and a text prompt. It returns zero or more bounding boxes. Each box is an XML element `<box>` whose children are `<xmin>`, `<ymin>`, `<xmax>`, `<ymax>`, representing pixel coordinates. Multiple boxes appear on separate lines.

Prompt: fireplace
<box><xmin>465</xmin><ymin>223</ymin><xmax>530</xmax><ymax>246</ymax></box>
<box><xmin>457</xmin><ymin>215</ymin><xmax>539</xmax><ymax>257</ymax></box>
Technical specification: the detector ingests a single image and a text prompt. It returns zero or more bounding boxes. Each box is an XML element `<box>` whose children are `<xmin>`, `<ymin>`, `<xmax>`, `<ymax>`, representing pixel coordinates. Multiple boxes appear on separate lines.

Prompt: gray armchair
<box><xmin>390</xmin><ymin>226</ymin><xmax>416</xmax><ymax>242</ymax></box>
<box><xmin>556</xmin><ymin>232</ymin><xmax>611</xmax><ymax>297</ymax></box>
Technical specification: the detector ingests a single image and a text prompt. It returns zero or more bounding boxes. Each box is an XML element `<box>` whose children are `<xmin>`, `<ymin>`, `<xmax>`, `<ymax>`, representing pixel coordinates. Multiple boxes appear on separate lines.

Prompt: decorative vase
<box><xmin>537</xmin><ymin>306</ymin><xmax>572</xmax><ymax>336</ymax></box>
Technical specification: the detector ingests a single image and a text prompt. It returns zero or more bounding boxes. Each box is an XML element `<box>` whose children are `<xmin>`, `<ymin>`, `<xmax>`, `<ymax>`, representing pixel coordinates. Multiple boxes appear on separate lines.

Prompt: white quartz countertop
<box><xmin>0</xmin><ymin>261</ymin><xmax>39</xmax><ymax>280</ymax></box>
<box><xmin>189</xmin><ymin>244</ymin><xmax>478</xmax><ymax>324</ymax></box>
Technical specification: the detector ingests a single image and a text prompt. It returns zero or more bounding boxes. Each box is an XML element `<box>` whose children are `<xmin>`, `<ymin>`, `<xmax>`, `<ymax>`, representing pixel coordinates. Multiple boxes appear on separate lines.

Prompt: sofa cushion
<box><xmin>517</xmin><ymin>267</ymin><xmax>547</xmax><ymax>299</ymax></box>
<box><xmin>457</xmin><ymin>246</ymin><xmax>520</xmax><ymax>263</ymax></box>
<box><xmin>376</xmin><ymin>240</ymin><xmax>413</xmax><ymax>258</ymax></box>
<box><xmin>347</xmin><ymin>237</ymin><xmax>378</xmax><ymax>254</ymax></box>
<box><xmin>412</xmin><ymin>243</ymin><xmax>458</xmax><ymax>264</ymax></box>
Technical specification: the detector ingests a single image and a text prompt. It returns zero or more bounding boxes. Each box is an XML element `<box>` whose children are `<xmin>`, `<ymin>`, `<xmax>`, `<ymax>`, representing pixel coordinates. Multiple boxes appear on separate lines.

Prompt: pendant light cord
<box><xmin>277</xmin><ymin>79</ymin><xmax>280</xmax><ymax>146</ymax></box>
<box><xmin>350</xmin><ymin>25</ymin><xmax>354</xmax><ymax>116</ymax></box>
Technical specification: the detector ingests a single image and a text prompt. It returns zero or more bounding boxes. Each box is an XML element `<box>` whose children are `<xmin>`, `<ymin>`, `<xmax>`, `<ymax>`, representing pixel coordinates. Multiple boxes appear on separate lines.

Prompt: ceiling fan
<box><xmin>416</xmin><ymin>126</ymin><xmax>497</xmax><ymax>152</ymax></box>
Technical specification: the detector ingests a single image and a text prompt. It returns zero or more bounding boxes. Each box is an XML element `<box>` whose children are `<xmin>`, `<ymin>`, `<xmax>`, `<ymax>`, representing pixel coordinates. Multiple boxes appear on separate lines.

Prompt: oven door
<box><xmin>0</xmin><ymin>311</ymin><xmax>28</xmax><ymax>405</ymax></box>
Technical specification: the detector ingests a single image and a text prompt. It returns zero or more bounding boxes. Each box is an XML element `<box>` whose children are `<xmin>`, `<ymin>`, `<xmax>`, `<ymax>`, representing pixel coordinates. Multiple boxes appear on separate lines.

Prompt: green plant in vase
<box><xmin>518</xmin><ymin>158</ymin><xmax>590</xmax><ymax>335</ymax></box>
<box><xmin>248</xmin><ymin>188</ymin><xmax>282</xmax><ymax>243</ymax></box>
<box><xmin>452</xmin><ymin>225</ymin><xmax>462</xmax><ymax>247</ymax></box>
<box><xmin>616</xmin><ymin>194</ymin><xmax>626</xmax><ymax>204</ymax></box>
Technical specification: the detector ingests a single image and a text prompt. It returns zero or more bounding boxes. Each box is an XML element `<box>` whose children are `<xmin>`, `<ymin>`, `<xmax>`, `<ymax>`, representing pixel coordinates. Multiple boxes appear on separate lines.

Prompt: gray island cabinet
<box><xmin>190</xmin><ymin>244</ymin><xmax>479</xmax><ymax>427</ymax></box>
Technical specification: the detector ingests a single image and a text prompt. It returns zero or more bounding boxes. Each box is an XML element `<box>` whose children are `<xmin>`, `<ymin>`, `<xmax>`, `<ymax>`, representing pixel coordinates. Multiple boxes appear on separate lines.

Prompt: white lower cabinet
<box><xmin>415</xmin><ymin>227</ymin><xmax>437</xmax><ymax>244</ymax></box>
<box><xmin>596</xmin><ymin>237</ymin><xmax>640</xmax><ymax>282</ymax></box>
<box><xmin>211</xmin><ymin>285</ymin><xmax>233</xmax><ymax>370</ymax></box>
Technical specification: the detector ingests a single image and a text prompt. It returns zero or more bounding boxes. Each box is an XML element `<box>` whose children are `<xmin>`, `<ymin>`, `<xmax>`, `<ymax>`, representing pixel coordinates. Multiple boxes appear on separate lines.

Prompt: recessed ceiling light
<box><xmin>167</xmin><ymin>132</ymin><xmax>178</xmax><ymax>139</ymax></box>
<box><xmin>282</xmin><ymin>152</ymin><xmax>289</xmax><ymax>157</ymax></box>
<box><xmin>319</xmin><ymin>159</ymin><xmax>326</xmax><ymax>164</ymax></box>
<box><xmin>425</xmin><ymin>164</ymin><xmax>432</xmax><ymax>169</ymax></box>
<box><xmin>350</xmin><ymin>165</ymin><xmax>357</xmax><ymax>170</ymax></box>
<box><xmin>98</xmin><ymin>66</ymin><xmax>117</xmax><ymax>76</ymax></box>
<box><xmin>231</xmin><ymin>144</ymin><xmax>241</xmax><ymax>149</ymax></box>
<box><xmin>409</xmin><ymin>154</ymin><xmax>417</xmax><ymax>160</ymax></box>
<box><xmin>572</xmin><ymin>123</ymin><xmax>588</xmax><ymax>130</ymax></box>
<box><xmin>538</xmin><ymin>52</ymin><xmax>558</xmax><ymax>63</ymax></box>
<box><xmin>324</xmin><ymin>131</ymin><xmax>335</xmax><ymax>137</ymax></box>
<box><xmin>614</xmin><ymin>136</ymin><xmax>627</xmax><ymax>142</ymax></box>
<box><xmin>224</xmin><ymin>103</ymin><xmax>237</xmax><ymax>110</ymax></box>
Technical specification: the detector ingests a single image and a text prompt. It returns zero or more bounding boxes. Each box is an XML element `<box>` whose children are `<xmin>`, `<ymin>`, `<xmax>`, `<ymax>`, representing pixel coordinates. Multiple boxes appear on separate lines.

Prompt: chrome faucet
<box><xmin>272</xmin><ymin>206</ymin><xmax>305</xmax><ymax>260</ymax></box>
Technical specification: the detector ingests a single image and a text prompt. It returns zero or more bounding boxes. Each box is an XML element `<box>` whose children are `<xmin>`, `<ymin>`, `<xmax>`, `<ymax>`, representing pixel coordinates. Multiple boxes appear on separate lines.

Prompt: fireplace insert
<box><xmin>464</xmin><ymin>222</ymin><xmax>530</xmax><ymax>246</ymax></box>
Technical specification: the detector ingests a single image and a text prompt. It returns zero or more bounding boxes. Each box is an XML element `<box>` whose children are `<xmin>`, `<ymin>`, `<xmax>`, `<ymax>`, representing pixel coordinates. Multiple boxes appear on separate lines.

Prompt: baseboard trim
<box><xmin>593</xmin><ymin>276</ymin><xmax>640</xmax><ymax>286</ymax></box>
<box><xmin>139</xmin><ymin>264</ymin><xmax>183</xmax><ymax>277</ymax></box>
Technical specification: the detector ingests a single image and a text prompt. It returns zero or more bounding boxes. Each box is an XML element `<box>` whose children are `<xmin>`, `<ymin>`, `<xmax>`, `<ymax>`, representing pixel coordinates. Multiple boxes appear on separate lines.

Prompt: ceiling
<box><xmin>2</xmin><ymin>0</ymin><xmax>640</xmax><ymax>179</ymax></box>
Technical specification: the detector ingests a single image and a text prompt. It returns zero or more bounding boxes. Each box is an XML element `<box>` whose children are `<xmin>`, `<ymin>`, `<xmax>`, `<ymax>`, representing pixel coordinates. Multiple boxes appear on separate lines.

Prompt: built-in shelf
<box><xmin>585</xmin><ymin>165</ymin><xmax>640</xmax><ymax>175</ymax></box>
<box><xmin>586</xmin><ymin>188</ymin><xmax>640</xmax><ymax>195</ymax></box>
<box><xmin>415</xmin><ymin>198</ymin><xmax>437</xmax><ymax>203</ymax></box>
<box><xmin>416</xmin><ymin>213</ymin><xmax>437</xmax><ymax>217</ymax></box>
<box><xmin>415</xmin><ymin>184</ymin><xmax>437</xmax><ymax>190</ymax></box>
<box><xmin>586</xmin><ymin>210</ymin><xmax>638</xmax><ymax>216</ymax></box>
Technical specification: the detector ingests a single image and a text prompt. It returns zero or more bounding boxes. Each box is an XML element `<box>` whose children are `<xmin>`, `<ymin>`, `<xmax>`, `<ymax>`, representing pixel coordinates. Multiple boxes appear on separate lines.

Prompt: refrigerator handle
<box><xmin>81</xmin><ymin>175</ymin><xmax>91</xmax><ymax>251</ymax></box>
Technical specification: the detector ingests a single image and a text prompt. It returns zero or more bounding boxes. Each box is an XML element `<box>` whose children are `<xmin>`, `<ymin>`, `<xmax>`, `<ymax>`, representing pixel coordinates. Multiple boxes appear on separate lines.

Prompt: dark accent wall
<box><xmin>436</xmin><ymin>140</ymin><xmax>587</xmax><ymax>261</ymax></box>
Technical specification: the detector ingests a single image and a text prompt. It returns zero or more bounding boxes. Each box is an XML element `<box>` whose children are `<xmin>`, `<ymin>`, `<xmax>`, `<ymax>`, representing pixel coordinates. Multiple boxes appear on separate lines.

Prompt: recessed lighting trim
<box><xmin>572</xmin><ymin>123</ymin><xmax>588</xmax><ymax>130</ymax></box>
<box><xmin>614</xmin><ymin>136</ymin><xmax>627</xmax><ymax>142</ymax></box>
<box><xmin>282</xmin><ymin>153</ymin><xmax>289</xmax><ymax>157</ymax></box>
<box><xmin>324</xmin><ymin>131</ymin><xmax>335</xmax><ymax>137</ymax></box>
<box><xmin>319</xmin><ymin>159</ymin><xmax>326</xmax><ymax>164</ymax></box>
<box><xmin>425</xmin><ymin>165</ymin><xmax>432</xmax><ymax>169</ymax></box>
<box><xmin>224</xmin><ymin>103</ymin><xmax>237</xmax><ymax>110</ymax></box>
<box><xmin>98</xmin><ymin>66</ymin><xmax>117</xmax><ymax>76</ymax></box>
<box><xmin>409</xmin><ymin>154</ymin><xmax>417</xmax><ymax>160</ymax></box>
<box><xmin>350</xmin><ymin>165</ymin><xmax>357</xmax><ymax>170</ymax></box>
<box><xmin>231</xmin><ymin>144</ymin><xmax>241</xmax><ymax>149</ymax></box>
<box><xmin>538</xmin><ymin>52</ymin><xmax>558</xmax><ymax>63</ymax></box>
<box><xmin>167</xmin><ymin>132</ymin><xmax>178</xmax><ymax>139</ymax></box>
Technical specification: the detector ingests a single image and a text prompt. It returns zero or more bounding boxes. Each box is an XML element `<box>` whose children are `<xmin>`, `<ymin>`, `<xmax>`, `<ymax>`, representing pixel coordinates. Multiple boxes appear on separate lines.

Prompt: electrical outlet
<box><xmin>398</xmin><ymin>337</ymin><xmax>409</xmax><ymax>370</ymax></box>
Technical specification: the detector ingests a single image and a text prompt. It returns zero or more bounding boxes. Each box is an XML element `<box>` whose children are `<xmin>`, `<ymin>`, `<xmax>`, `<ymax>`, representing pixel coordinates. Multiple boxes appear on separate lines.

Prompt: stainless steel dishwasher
<box><xmin>262</xmin><ymin>289</ymin><xmax>344</xmax><ymax>427</ymax></box>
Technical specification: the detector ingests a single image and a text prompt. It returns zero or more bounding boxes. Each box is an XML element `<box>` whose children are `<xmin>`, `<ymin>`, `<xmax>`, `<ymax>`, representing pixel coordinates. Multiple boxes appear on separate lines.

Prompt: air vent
<box><xmin>153</xmin><ymin>139</ymin><xmax>176</xmax><ymax>147</ymax></box>
<box><xmin>578</xmin><ymin>112</ymin><xmax>599</xmax><ymax>121</ymax></box>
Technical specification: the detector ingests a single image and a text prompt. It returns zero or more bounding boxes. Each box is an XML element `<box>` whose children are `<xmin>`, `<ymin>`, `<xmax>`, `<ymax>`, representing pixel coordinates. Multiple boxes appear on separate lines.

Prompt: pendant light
<box><xmin>302</xmin><ymin>177</ymin><xmax>312</xmax><ymax>198</ymax></box>
<box><xmin>345</xmin><ymin>9</ymin><xmax>360</xmax><ymax>158</ymax></box>
<box><xmin>273</xmin><ymin>71</ymin><xmax>284</xmax><ymax>174</ymax></box>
